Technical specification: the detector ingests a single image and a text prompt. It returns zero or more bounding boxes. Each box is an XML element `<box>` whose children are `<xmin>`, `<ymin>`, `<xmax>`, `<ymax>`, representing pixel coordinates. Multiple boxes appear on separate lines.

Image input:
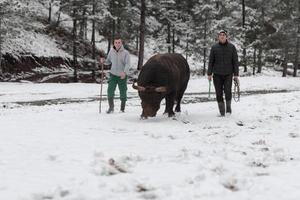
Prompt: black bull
<box><xmin>133</xmin><ymin>53</ymin><xmax>190</xmax><ymax>118</ymax></box>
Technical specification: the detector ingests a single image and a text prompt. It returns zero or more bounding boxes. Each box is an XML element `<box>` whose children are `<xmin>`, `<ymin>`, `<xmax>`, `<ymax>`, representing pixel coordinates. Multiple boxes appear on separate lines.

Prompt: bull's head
<box><xmin>132</xmin><ymin>80</ymin><xmax>167</xmax><ymax>119</ymax></box>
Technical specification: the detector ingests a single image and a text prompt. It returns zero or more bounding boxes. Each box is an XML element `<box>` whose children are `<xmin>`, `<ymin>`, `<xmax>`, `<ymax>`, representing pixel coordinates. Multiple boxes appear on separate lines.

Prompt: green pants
<box><xmin>107</xmin><ymin>73</ymin><xmax>128</xmax><ymax>101</ymax></box>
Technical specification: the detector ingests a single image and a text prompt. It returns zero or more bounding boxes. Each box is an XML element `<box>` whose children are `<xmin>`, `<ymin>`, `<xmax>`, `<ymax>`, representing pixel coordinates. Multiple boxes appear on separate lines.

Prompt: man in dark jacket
<box><xmin>207</xmin><ymin>30</ymin><xmax>239</xmax><ymax>116</ymax></box>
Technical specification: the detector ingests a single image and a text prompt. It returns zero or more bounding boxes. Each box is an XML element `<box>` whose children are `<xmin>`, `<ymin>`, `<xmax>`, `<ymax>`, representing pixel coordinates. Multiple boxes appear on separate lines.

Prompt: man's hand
<box><xmin>208</xmin><ymin>75</ymin><xmax>212</xmax><ymax>81</ymax></box>
<box><xmin>233</xmin><ymin>76</ymin><xmax>239</xmax><ymax>81</ymax></box>
<box><xmin>120</xmin><ymin>71</ymin><xmax>126</xmax><ymax>79</ymax></box>
<box><xmin>100</xmin><ymin>57</ymin><xmax>105</xmax><ymax>64</ymax></box>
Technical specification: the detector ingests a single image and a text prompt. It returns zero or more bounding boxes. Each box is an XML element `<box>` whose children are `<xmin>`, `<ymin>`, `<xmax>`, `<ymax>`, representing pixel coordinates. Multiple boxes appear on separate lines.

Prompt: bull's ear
<box><xmin>155</xmin><ymin>86</ymin><xmax>167</xmax><ymax>93</ymax></box>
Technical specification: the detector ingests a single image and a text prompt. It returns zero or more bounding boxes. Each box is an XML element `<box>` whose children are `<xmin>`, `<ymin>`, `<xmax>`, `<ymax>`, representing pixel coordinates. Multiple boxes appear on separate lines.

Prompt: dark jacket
<box><xmin>207</xmin><ymin>41</ymin><xmax>239</xmax><ymax>76</ymax></box>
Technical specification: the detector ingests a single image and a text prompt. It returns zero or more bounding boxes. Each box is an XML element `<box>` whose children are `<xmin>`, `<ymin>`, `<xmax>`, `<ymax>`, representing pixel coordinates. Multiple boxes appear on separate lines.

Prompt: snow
<box><xmin>0</xmin><ymin>75</ymin><xmax>300</xmax><ymax>200</ymax></box>
<box><xmin>4</xmin><ymin>30</ymin><xmax>71</xmax><ymax>58</ymax></box>
<box><xmin>1</xmin><ymin>0</ymin><xmax>71</xmax><ymax>58</ymax></box>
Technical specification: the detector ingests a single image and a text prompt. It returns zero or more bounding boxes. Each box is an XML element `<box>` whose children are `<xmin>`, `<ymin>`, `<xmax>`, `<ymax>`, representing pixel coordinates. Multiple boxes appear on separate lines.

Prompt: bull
<box><xmin>132</xmin><ymin>53</ymin><xmax>190</xmax><ymax>118</ymax></box>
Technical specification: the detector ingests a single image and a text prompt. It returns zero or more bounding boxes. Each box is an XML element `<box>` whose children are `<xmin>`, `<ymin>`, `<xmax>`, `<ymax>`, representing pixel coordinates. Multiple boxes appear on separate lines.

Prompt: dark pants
<box><xmin>213</xmin><ymin>74</ymin><xmax>233</xmax><ymax>103</ymax></box>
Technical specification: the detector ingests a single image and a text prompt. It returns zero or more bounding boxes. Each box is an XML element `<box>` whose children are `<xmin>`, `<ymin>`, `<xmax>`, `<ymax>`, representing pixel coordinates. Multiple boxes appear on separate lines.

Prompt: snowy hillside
<box><xmin>1</xmin><ymin>0</ymin><xmax>107</xmax><ymax>82</ymax></box>
<box><xmin>1</xmin><ymin>75</ymin><xmax>300</xmax><ymax>200</ymax></box>
<box><xmin>2</xmin><ymin>1</ymin><xmax>69</xmax><ymax>58</ymax></box>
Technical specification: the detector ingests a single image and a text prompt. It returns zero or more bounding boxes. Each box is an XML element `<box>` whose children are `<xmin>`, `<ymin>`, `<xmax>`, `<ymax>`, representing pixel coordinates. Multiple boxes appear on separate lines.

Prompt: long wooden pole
<box><xmin>99</xmin><ymin>62</ymin><xmax>104</xmax><ymax>113</ymax></box>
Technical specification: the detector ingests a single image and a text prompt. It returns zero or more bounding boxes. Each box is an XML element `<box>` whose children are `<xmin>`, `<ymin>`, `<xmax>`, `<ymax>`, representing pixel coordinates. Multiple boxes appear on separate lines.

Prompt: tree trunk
<box><xmin>203</xmin><ymin>14</ymin><xmax>207</xmax><ymax>76</ymax></box>
<box><xmin>167</xmin><ymin>22</ymin><xmax>171</xmax><ymax>53</ymax></box>
<box><xmin>172</xmin><ymin>27</ymin><xmax>175</xmax><ymax>53</ymax></box>
<box><xmin>137</xmin><ymin>0</ymin><xmax>146</xmax><ymax>70</ymax></box>
<box><xmin>112</xmin><ymin>19</ymin><xmax>116</xmax><ymax>42</ymax></box>
<box><xmin>107</xmin><ymin>37</ymin><xmax>111</xmax><ymax>55</ymax></box>
<box><xmin>110</xmin><ymin>0</ymin><xmax>116</xmax><ymax>42</ymax></box>
<box><xmin>257</xmin><ymin>6</ymin><xmax>265</xmax><ymax>74</ymax></box>
<box><xmin>72</xmin><ymin>9</ymin><xmax>78</xmax><ymax>82</ymax></box>
<box><xmin>56</xmin><ymin>2</ymin><xmax>62</xmax><ymax>27</ymax></box>
<box><xmin>257</xmin><ymin>46</ymin><xmax>262</xmax><ymax>73</ymax></box>
<box><xmin>243</xmin><ymin>48</ymin><xmax>247</xmax><ymax>72</ymax></box>
<box><xmin>242</xmin><ymin>0</ymin><xmax>247</xmax><ymax>72</ymax></box>
<box><xmin>0</xmin><ymin>18</ymin><xmax>2</xmax><ymax>75</ymax></box>
<box><xmin>117</xmin><ymin>17</ymin><xmax>121</xmax><ymax>36</ymax></box>
<box><xmin>242</xmin><ymin>0</ymin><xmax>245</xmax><ymax>31</ymax></box>
<box><xmin>282</xmin><ymin>47</ymin><xmax>288</xmax><ymax>77</ymax></box>
<box><xmin>186</xmin><ymin>33</ymin><xmax>189</xmax><ymax>60</ymax></box>
<box><xmin>136</xmin><ymin>30</ymin><xmax>139</xmax><ymax>51</ymax></box>
<box><xmin>216</xmin><ymin>0</ymin><xmax>220</xmax><ymax>10</ymax></box>
<box><xmin>294</xmin><ymin>1</ymin><xmax>300</xmax><ymax>77</ymax></box>
<box><xmin>56</xmin><ymin>10</ymin><xmax>61</xmax><ymax>27</ymax></box>
<box><xmin>253</xmin><ymin>47</ymin><xmax>256</xmax><ymax>75</ymax></box>
<box><xmin>91</xmin><ymin>0</ymin><xmax>96</xmax><ymax>70</ymax></box>
<box><xmin>84</xmin><ymin>11</ymin><xmax>88</xmax><ymax>40</ymax></box>
<box><xmin>252</xmin><ymin>47</ymin><xmax>256</xmax><ymax>75</ymax></box>
<box><xmin>79</xmin><ymin>8</ymin><xmax>86</xmax><ymax>39</ymax></box>
<box><xmin>294</xmin><ymin>30</ymin><xmax>299</xmax><ymax>77</ymax></box>
<box><xmin>48</xmin><ymin>1</ymin><xmax>52</xmax><ymax>23</ymax></box>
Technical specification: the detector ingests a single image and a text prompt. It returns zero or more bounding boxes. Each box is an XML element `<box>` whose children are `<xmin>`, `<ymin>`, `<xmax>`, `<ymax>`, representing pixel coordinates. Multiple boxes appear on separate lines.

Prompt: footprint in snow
<box><xmin>289</xmin><ymin>132</ymin><xmax>299</xmax><ymax>138</ymax></box>
<box><xmin>236</xmin><ymin>121</ymin><xmax>244</xmax><ymax>126</ymax></box>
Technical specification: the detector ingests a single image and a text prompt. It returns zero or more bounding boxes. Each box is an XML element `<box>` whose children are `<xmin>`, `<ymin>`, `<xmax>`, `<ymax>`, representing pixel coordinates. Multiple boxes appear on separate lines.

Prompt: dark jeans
<box><xmin>213</xmin><ymin>74</ymin><xmax>233</xmax><ymax>103</ymax></box>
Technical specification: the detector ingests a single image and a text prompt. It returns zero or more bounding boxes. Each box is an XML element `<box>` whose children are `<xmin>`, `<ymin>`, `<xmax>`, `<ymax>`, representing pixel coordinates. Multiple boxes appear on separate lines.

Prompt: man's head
<box><xmin>218</xmin><ymin>30</ymin><xmax>227</xmax><ymax>44</ymax></box>
<box><xmin>113</xmin><ymin>38</ymin><xmax>122</xmax><ymax>51</ymax></box>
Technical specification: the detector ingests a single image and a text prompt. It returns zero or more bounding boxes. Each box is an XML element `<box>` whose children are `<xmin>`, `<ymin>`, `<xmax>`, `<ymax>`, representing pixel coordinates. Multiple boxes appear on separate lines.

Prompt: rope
<box><xmin>233</xmin><ymin>79</ymin><xmax>240</xmax><ymax>102</ymax></box>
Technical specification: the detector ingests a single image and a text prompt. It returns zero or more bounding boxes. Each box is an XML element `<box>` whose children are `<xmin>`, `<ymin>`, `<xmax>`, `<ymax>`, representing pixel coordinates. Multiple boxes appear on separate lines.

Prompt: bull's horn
<box><xmin>155</xmin><ymin>86</ymin><xmax>167</xmax><ymax>93</ymax></box>
<box><xmin>132</xmin><ymin>81</ymin><xmax>146</xmax><ymax>91</ymax></box>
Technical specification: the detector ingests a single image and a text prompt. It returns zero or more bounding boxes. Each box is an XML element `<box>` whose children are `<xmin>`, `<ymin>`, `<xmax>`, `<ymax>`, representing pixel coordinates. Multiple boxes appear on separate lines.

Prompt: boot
<box><xmin>218</xmin><ymin>102</ymin><xmax>225</xmax><ymax>116</ymax></box>
<box><xmin>226</xmin><ymin>100</ymin><xmax>232</xmax><ymax>114</ymax></box>
<box><xmin>106</xmin><ymin>98</ymin><xmax>114</xmax><ymax>114</ymax></box>
<box><xmin>120</xmin><ymin>100</ymin><xmax>126</xmax><ymax>112</ymax></box>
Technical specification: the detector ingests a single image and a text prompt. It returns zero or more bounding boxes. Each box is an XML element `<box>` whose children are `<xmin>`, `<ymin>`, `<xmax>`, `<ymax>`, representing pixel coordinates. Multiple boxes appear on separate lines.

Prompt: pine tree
<box><xmin>192</xmin><ymin>0</ymin><xmax>217</xmax><ymax>75</ymax></box>
<box><xmin>137</xmin><ymin>0</ymin><xmax>146</xmax><ymax>70</ymax></box>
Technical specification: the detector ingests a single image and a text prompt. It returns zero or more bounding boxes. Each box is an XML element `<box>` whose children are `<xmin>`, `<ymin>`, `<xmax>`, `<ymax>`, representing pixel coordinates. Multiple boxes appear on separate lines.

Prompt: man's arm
<box><xmin>232</xmin><ymin>45</ymin><xmax>239</xmax><ymax>77</ymax></box>
<box><xmin>123</xmin><ymin>51</ymin><xmax>131</xmax><ymax>75</ymax></box>
<box><xmin>100</xmin><ymin>51</ymin><xmax>112</xmax><ymax>66</ymax></box>
<box><xmin>207</xmin><ymin>47</ymin><xmax>215</xmax><ymax>80</ymax></box>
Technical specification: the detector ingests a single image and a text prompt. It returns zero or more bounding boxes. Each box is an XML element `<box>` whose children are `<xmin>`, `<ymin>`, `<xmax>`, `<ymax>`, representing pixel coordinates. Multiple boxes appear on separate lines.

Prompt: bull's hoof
<box><xmin>168</xmin><ymin>112</ymin><xmax>175</xmax><ymax>117</ymax></box>
<box><xmin>175</xmin><ymin>106</ymin><xmax>181</xmax><ymax>112</ymax></box>
<box><xmin>140</xmin><ymin>116</ymin><xmax>148</xmax><ymax>120</ymax></box>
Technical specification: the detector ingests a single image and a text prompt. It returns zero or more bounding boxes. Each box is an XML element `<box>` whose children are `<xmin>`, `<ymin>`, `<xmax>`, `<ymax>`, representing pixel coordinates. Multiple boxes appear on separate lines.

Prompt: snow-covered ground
<box><xmin>1</xmin><ymin>75</ymin><xmax>300</xmax><ymax>200</ymax></box>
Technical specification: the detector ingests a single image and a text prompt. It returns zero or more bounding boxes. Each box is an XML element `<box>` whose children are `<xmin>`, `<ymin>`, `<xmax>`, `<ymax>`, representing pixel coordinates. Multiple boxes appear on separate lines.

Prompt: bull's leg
<box><xmin>175</xmin><ymin>85</ymin><xmax>187</xmax><ymax>112</ymax></box>
<box><xmin>175</xmin><ymin>92</ymin><xmax>183</xmax><ymax>112</ymax></box>
<box><xmin>164</xmin><ymin>95</ymin><xmax>172</xmax><ymax>114</ymax></box>
<box><xmin>164</xmin><ymin>98</ymin><xmax>168</xmax><ymax>114</ymax></box>
<box><xmin>175</xmin><ymin>99</ymin><xmax>181</xmax><ymax>112</ymax></box>
<box><xmin>165</xmin><ymin>93</ymin><xmax>175</xmax><ymax>117</ymax></box>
